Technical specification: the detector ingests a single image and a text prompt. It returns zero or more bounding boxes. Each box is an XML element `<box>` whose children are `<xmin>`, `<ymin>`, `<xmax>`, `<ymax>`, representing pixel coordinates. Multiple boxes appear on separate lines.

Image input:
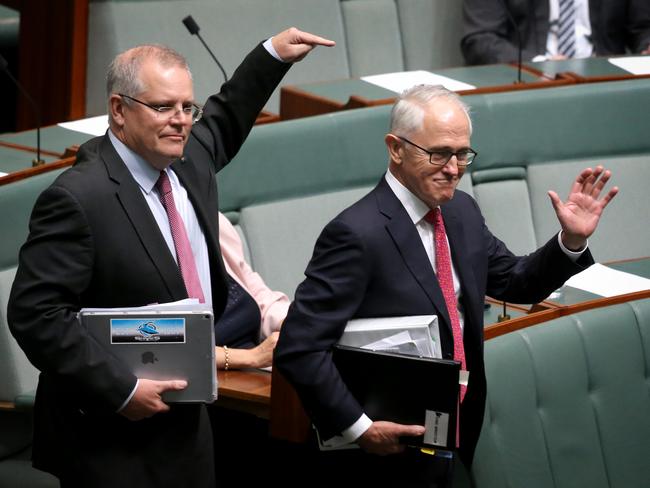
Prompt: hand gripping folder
<box><xmin>333</xmin><ymin>344</ymin><xmax>460</xmax><ymax>451</ymax></box>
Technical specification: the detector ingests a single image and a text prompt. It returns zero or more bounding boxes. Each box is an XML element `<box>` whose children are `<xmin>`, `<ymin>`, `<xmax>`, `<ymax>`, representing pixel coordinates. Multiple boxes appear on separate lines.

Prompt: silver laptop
<box><xmin>79</xmin><ymin>308</ymin><xmax>217</xmax><ymax>403</ymax></box>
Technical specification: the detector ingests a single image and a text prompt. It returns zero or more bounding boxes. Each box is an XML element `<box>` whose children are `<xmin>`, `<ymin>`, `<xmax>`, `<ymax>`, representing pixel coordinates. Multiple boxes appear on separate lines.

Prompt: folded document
<box><xmin>339</xmin><ymin>315</ymin><xmax>441</xmax><ymax>359</ymax></box>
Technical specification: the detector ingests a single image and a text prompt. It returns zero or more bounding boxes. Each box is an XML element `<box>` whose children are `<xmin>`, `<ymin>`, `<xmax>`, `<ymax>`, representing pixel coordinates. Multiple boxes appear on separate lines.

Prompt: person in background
<box><xmin>274</xmin><ymin>84</ymin><xmax>618</xmax><ymax>487</ymax></box>
<box><xmin>208</xmin><ymin>213</ymin><xmax>291</xmax><ymax>486</ymax></box>
<box><xmin>214</xmin><ymin>212</ymin><xmax>290</xmax><ymax>370</ymax></box>
<box><xmin>461</xmin><ymin>0</ymin><xmax>650</xmax><ymax>65</ymax></box>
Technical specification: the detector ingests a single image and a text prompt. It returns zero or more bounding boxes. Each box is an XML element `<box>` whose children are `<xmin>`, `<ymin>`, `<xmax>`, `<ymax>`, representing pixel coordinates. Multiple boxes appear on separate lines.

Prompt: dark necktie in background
<box><xmin>558</xmin><ymin>0</ymin><xmax>577</xmax><ymax>58</ymax></box>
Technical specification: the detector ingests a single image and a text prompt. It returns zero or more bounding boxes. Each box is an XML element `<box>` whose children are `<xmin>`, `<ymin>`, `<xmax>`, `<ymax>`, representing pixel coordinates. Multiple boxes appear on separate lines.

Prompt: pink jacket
<box><xmin>218</xmin><ymin>213</ymin><xmax>290</xmax><ymax>340</ymax></box>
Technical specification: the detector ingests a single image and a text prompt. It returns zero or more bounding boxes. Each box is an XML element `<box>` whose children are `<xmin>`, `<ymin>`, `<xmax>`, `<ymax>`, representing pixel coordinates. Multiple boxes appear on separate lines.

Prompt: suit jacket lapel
<box><xmin>100</xmin><ymin>136</ymin><xmax>187</xmax><ymax>300</ymax></box>
<box><xmin>375</xmin><ymin>179</ymin><xmax>453</xmax><ymax>332</ymax></box>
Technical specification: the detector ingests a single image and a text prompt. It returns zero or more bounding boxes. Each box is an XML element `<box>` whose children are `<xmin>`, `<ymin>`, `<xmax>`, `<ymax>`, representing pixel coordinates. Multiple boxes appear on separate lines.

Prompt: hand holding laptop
<box><xmin>120</xmin><ymin>379</ymin><xmax>188</xmax><ymax>421</ymax></box>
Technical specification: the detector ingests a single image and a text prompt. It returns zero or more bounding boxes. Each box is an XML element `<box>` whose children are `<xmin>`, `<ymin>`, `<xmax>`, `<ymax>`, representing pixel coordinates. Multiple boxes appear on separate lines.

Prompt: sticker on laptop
<box><xmin>110</xmin><ymin>317</ymin><xmax>186</xmax><ymax>344</ymax></box>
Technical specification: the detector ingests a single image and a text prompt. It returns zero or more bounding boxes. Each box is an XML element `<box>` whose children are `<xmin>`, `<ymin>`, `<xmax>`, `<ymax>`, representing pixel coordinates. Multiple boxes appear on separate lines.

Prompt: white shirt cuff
<box><xmin>263</xmin><ymin>37</ymin><xmax>285</xmax><ymax>62</ymax></box>
<box><xmin>557</xmin><ymin>231</ymin><xmax>588</xmax><ymax>262</ymax></box>
<box><xmin>117</xmin><ymin>379</ymin><xmax>139</xmax><ymax>413</ymax></box>
<box><xmin>323</xmin><ymin>414</ymin><xmax>373</xmax><ymax>447</ymax></box>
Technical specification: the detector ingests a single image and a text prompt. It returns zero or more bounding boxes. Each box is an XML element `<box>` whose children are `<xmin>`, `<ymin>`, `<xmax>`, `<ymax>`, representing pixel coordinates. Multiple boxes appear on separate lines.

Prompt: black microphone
<box><xmin>0</xmin><ymin>54</ymin><xmax>44</xmax><ymax>165</ymax></box>
<box><xmin>498</xmin><ymin>0</ymin><xmax>523</xmax><ymax>84</ymax></box>
<box><xmin>182</xmin><ymin>15</ymin><xmax>228</xmax><ymax>83</ymax></box>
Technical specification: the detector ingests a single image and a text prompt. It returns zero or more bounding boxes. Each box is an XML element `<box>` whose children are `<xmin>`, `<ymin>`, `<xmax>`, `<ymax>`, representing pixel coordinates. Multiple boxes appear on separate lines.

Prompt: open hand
<box><xmin>548</xmin><ymin>165</ymin><xmax>618</xmax><ymax>250</ymax></box>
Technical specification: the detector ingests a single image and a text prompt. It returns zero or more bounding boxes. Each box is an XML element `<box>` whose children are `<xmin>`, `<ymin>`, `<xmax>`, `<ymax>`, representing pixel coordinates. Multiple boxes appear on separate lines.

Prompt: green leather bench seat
<box><xmin>472</xmin><ymin>298</ymin><xmax>650</xmax><ymax>488</ymax></box>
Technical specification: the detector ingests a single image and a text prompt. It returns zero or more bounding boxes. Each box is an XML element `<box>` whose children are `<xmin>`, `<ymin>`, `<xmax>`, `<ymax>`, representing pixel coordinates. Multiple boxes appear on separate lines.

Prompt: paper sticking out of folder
<box><xmin>339</xmin><ymin>315</ymin><xmax>441</xmax><ymax>359</ymax></box>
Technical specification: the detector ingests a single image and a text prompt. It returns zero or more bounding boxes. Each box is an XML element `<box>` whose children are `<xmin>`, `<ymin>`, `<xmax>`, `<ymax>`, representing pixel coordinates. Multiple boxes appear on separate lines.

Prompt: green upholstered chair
<box><xmin>472</xmin><ymin>298</ymin><xmax>650</xmax><ymax>488</ymax></box>
<box><xmin>0</xmin><ymin>170</ymin><xmax>64</xmax><ymax>488</ymax></box>
<box><xmin>471</xmin><ymin>167</ymin><xmax>537</xmax><ymax>256</ymax></box>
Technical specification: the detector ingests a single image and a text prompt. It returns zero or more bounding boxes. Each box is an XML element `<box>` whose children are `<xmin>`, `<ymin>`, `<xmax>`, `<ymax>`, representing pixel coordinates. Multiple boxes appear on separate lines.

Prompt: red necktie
<box><xmin>156</xmin><ymin>170</ymin><xmax>205</xmax><ymax>303</ymax></box>
<box><xmin>425</xmin><ymin>208</ymin><xmax>466</xmax><ymax>402</ymax></box>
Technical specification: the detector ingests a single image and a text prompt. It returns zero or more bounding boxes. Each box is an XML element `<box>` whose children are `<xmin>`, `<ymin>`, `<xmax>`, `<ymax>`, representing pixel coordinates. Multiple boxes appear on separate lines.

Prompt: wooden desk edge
<box><xmin>0</xmin><ymin>155</ymin><xmax>76</xmax><ymax>186</ymax></box>
<box><xmin>485</xmin><ymin>288</ymin><xmax>650</xmax><ymax>340</ymax></box>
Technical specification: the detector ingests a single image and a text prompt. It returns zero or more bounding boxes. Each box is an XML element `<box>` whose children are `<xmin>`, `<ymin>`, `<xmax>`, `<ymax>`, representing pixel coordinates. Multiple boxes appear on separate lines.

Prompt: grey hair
<box><xmin>106</xmin><ymin>44</ymin><xmax>192</xmax><ymax>102</ymax></box>
<box><xmin>389</xmin><ymin>84</ymin><xmax>473</xmax><ymax>136</ymax></box>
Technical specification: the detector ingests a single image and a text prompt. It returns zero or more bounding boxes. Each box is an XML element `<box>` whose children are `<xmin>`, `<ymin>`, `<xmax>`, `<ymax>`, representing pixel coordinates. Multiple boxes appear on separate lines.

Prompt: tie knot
<box><xmin>156</xmin><ymin>170</ymin><xmax>172</xmax><ymax>196</ymax></box>
<box><xmin>424</xmin><ymin>207</ymin><xmax>442</xmax><ymax>226</ymax></box>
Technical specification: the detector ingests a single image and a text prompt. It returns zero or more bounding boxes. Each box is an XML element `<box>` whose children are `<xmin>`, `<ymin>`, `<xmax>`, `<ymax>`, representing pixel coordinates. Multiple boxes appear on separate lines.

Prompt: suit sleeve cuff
<box><xmin>557</xmin><ymin>231</ymin><xmax>588</xmax><ymax>262</ymax></box>
<box><xmin>263</xmin><ymin>37</ymin><xmax>286</xmax><ymax>62</ymax></box>
<box><xmin>116</xmin><ymin>379</ymin><xmax>139</xmax><ymax>413</ymax></box>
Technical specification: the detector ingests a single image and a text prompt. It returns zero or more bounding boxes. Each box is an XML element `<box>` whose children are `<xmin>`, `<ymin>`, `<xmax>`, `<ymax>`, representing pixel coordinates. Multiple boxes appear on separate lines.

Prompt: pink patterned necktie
<box><xmin>156</xmin><ymin>170</ymin><xmax>205</xmax><ymax>303</ymax></box>
<box><xmin>425</xmin><ymin>207</ymin><xmax>467</xmax><ymax>402</ymax></box>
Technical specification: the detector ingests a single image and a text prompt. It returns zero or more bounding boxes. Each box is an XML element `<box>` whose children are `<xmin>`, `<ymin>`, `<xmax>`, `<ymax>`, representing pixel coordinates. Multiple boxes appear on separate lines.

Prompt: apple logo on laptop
<box><xmin>141</xmin><ymin>351</ymin><xmax>158</xmax><ymax>364</ymax></box>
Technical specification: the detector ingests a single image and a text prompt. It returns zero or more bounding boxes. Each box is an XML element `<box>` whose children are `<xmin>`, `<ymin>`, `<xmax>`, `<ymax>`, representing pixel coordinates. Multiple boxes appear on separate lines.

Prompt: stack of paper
<box><xmin>339</xmin><ymin>315</ymin><xmax>441</xmax><ymax>358</ymax></box>
<box><xmin>563</xmin><ymin>263</ymin><xmax>650</xmax><ymax>297</ymax></box>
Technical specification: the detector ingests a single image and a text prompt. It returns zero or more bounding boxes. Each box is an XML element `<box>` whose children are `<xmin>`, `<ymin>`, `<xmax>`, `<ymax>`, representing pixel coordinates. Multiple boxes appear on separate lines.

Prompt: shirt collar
<box><xmin>108</xmin><ymin>129</ymin><xmax>162</xmax><ymax>194</ymax></box>
<box><xmin>384</xmin><ymin>169</ymin><xmax>433</xmax><ymax>225</ymax></box>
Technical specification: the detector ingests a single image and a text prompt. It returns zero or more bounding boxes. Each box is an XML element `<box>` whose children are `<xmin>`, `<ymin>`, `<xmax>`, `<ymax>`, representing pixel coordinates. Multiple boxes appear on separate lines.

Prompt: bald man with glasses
<box><xmin>8</xmin><ymin>27</ymin><xmax>333</xmax><ymax>488</ymax></box>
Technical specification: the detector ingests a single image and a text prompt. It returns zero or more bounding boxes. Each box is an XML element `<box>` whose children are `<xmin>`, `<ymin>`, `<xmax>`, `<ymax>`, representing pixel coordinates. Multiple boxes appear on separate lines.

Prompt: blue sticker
<box><xmin>110</xmin><ymin>317</ymin><xmax>186</xmax><ymax>344</ymax></box>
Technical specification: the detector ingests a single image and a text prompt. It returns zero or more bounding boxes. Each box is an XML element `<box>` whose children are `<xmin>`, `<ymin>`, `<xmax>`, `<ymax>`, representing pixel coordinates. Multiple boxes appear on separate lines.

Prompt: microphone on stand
<box><xmin>497</xmin><ymin>301</ymin><xmax>511</xmax><ymax>322</ymax></box>
<box><xmin>0</xmin><ymin>54</ymin><xmax>44</xmax><ymax>166</ymax></box>
<box><xmin>498</xmin><ymin>0</ymin><xmax>524</xmax><ymax>84</ymax></box>
<box><xmin>182</xmin><ymin>15</ymin><xmax>228</xmax><ymax>83</ymax></box>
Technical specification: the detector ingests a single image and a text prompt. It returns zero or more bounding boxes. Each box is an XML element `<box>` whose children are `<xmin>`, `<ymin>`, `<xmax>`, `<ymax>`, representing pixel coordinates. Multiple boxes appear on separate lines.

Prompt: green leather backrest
<box><xmin>396</xmin><ymin>0</ymin><xmax>464</xmax><ymax>70</ymax></box>
<box><xmin>465</xmin><ymin>79</ymin><xmax>650</xmax><ymax>171</ymax></box>
<box><xmin>340</xmin><ymin>0</ymin><xmax>405</xmax><ymax>77</ymax></box>
<box><xmin>0</xmin><ymin>170</ymin><xmax>65</xmax><ymax>270</ymax></box>
<box><xmin>527</xmin><ymin>154</ymin><xmax>650</xmax><ymax>262</ymax></box>
<box><xmin>86</xmin><ymin>0</ymin><xmax>350</xmax><ymax>115</ymax></box>
<box><xmin>471</xmin><ymin>167</ymin><xmax>537</xmax><ymax>256</ymax></box>
<box><xmin>473</xmin><ymin>298</ymin><xmax>650</xmax><ymax>488</ymax></box>
<box><xmin>218</xmin><ymin>104</ymin><xmax>392</xmax><ymax>212</ymax></box>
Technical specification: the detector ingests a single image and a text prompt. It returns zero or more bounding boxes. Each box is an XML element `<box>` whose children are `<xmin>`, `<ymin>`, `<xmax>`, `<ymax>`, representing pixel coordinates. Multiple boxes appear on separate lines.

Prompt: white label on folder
<box><xmin>424</xmin><ymin>410</ymin><xmax>450</xmax><ymax>447</ymax></box>
<box><xmin>110</xmin><ymin>317</ymin><xmax>186</xmax><ymax>344</ymax></box>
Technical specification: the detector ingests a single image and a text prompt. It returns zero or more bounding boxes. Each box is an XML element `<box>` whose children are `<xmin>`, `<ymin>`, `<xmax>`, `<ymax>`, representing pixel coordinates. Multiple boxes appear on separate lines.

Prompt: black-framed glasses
<box><xmin>397</xmin><ymin>136</ymin><xmax>477</xmax><ymax>167</ymax></box>
<box><xmin>118</xmin><ymin>93</ymin><xmax>203</xmax><ymax>124</ymax></box>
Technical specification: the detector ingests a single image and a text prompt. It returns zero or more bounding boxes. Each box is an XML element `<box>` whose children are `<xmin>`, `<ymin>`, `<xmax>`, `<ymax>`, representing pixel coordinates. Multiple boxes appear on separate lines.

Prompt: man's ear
<box><xmin>385</xmin><ymin>133</ymin><xmax>404</xmax><ymax>165</ymax></box>
<box><xmin>109</xmin><ymin>94</ymin><xmax>126</xmax><ymax>127</ymax></box>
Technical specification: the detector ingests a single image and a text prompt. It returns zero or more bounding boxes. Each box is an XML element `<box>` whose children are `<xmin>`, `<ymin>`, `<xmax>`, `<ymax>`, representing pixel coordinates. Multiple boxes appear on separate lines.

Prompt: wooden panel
<box><xmin>13</xmin><ymin>0</ymin><xmax>88</xmax><ymax>130</ymax></box>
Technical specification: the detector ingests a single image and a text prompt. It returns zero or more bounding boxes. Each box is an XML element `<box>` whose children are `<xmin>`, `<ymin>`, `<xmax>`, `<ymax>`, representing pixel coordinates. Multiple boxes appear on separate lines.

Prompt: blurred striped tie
<box><xmin>558</xmin><ymin>0</ymin><xmax>576</xmax><ymax>57</ymax></box>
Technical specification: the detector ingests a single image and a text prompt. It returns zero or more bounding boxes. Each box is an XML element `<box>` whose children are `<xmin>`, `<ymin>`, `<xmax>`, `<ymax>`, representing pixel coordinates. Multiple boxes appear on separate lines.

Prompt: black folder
<box><xmin>333</xmin><ymin>344</ymin><xmax>460</xmax><ymax>450</ymax></box>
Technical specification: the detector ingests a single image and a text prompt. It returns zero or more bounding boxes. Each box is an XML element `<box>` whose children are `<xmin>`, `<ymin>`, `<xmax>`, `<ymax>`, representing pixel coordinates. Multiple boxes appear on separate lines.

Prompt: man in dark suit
<box><xmin>461</xmin><ymin>0</ymin><xmax>650</xmax><ymax>65</ymax></box>
<box><xmin>7</xmin><ymin>28</ymin><xmax>333</xmax><ymax>488</ymax></box>
<box><xmin>273</xmin><ymin>85</ymin><xmax>618</xmax><ymax>487</ymax></box>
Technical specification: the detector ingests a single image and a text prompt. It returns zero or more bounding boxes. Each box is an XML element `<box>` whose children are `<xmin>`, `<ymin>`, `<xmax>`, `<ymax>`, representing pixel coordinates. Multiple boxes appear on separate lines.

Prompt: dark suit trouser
<box><xmin>310</xmin><ymin>447</ymin><xmax>454</xmax><ymax>488</ymax></box>
<box><xmin>269</xmin><ymin>433</ymin><xmax>457</xmax><ymax>488</ymax></box>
